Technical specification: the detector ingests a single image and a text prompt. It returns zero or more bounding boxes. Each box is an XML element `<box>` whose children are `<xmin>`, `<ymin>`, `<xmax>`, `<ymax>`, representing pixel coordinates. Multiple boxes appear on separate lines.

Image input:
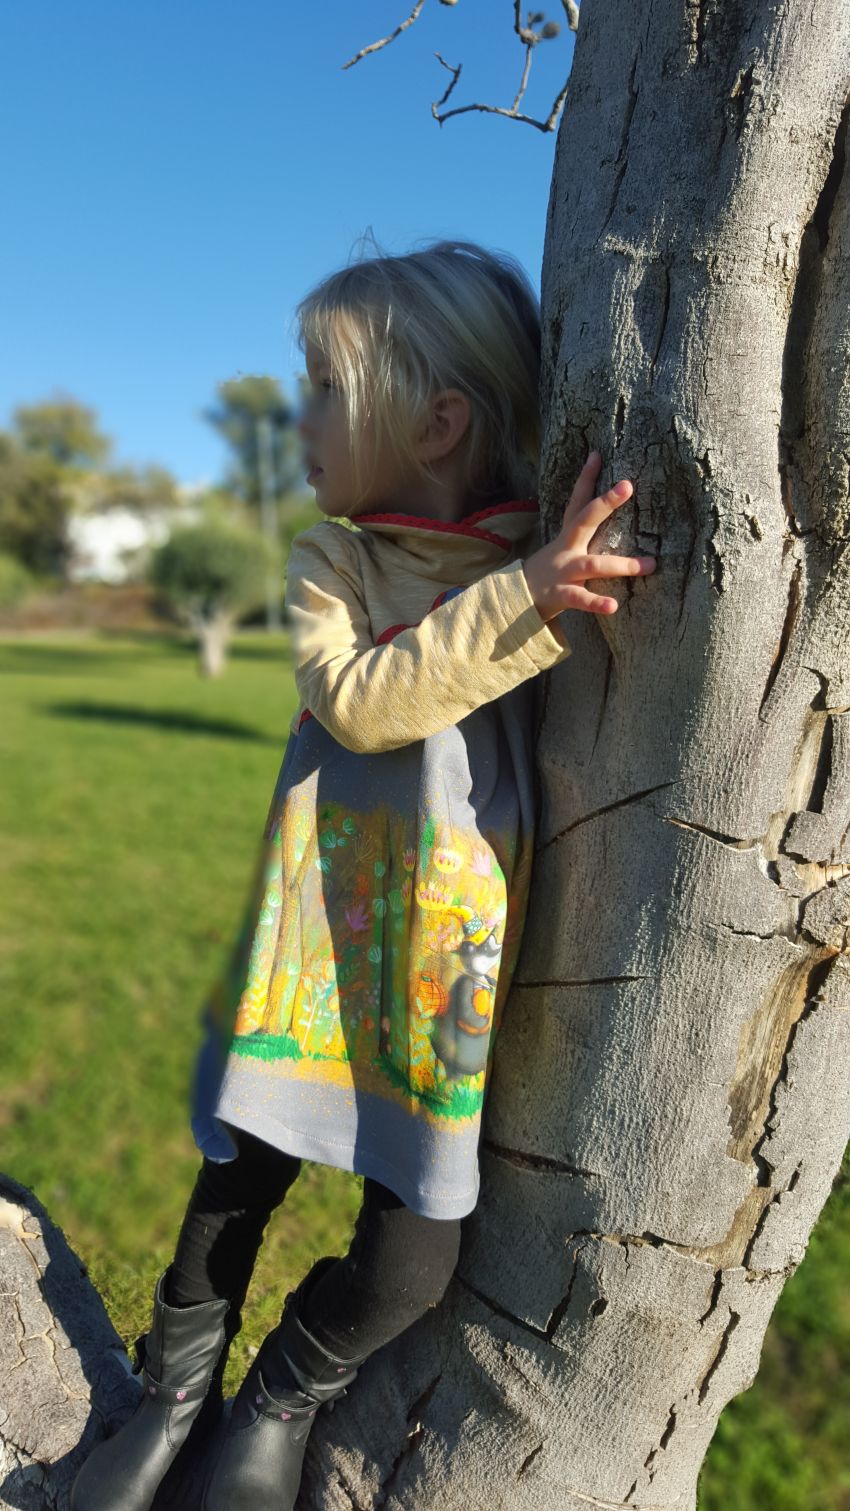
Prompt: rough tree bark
<box><xmin>296</xmin><ymin>3</ymin><xmax>850</xmax><ymax>1506</ymax></box>
<box><xmin>2</xmin><ymin>3</ymin><xmax>849</xmax><ymax>1508</ymax></box>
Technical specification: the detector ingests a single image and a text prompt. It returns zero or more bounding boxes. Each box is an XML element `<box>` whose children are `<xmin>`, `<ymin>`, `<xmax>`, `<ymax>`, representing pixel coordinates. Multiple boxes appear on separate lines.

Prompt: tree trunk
<box><xmin>297</xmin><ymin>2</ymin><xmax>850</xmax><ymax>1506</ymax></box>
<box><xmin>3</xmin><ymin>5</ymin><xmax>849</xmax><ymax>1509</ymax></box>
<box><xmin>196</xmin><ymin>613</ymin><xmax>233</xmax><ymax>678</ymax></box>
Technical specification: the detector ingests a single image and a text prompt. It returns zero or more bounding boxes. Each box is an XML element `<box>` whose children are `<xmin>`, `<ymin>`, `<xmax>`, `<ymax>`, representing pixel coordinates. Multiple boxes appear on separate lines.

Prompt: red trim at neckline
<box><xmin>354</xmin><ymin>499</ymin><xmax>538</xmax><ymax>551</ymax></box>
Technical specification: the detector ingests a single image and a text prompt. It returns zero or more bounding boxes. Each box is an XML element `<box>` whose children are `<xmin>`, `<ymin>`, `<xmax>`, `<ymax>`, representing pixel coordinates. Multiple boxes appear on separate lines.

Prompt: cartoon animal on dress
<box><xmin>430</xmin><ymin>914</ymin><xmax>502</xmax><ymax>1081</ymax></box>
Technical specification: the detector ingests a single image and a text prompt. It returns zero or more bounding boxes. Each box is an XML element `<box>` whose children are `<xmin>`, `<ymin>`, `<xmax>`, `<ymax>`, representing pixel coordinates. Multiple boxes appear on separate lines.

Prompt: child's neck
<box><xmin>375</xmin><ymin>457</ymin><xmax>507</xmax><ymax>526</ymax></box>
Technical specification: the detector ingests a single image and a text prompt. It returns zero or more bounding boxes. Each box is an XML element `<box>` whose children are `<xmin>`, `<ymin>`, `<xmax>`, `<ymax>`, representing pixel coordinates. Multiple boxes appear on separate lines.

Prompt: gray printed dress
<box><xmin>191</xmin><ymin>503</ymin><xmax>570</xmax><ymax>1219</ymax></box>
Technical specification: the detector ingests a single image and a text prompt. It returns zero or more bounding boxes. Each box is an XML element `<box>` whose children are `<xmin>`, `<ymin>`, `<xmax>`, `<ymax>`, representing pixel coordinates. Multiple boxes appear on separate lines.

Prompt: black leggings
<box><xmin>168</xmin><ymin>1128</ymin><xmax>462</xmax><ymax>1358</ymax></box>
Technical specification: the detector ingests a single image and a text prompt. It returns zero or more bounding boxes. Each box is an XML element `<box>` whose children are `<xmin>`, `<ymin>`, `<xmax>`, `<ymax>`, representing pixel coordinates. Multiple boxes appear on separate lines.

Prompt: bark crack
<box><xmin>614</xmin><ymin>394</ymin><xmax>626</xmax><ymax>450</ymax></box>
<box><xmin>661</xmin><ymin>815</ymin><xmax>760</xmax><ymax>849</ymax></box>
<box><xmin>544</xmin><ymin>1243</ymin><xmax>589</xmax><ymax>1338</ymax></box>
<box><xmin>643</xmin><ymin>1402</ymin><xmax>677</xmax><ymax>1477</ymax></box>
<box><xmin>729</xmin><ymin>64</ymin><xmax>756</xmax><ymax>140</ymax></box>
<box><xmin>698</xmin><ymin>1269</ymin><xmax>724</xmax><ymax>1325</ymax></box>
<box><xmin>758</xmin><ymin>558</ymin><xmax>803</xmax><ymax>719</ymax></box>
<box><xmin>803</xmin><ymin>707</ymin><xmax>834</xmax><ymax>815</ymax></box>
<box><xmin>372</xmin><ymin>1373</ymin><xmax>442</xmax><ymax>1508</ymax></box>
<box><xmin>512</xmin><ymin>975</ymin><xmax>648</xmax><ymax>988</ymax></box>
<box><xmin>707</xmin><ymin>922</ymin><xmax>779</xmax><ymax>941</ymax></box>
<box><xmin>687</xmin><ymin>0</ymin><xmax>709</xmax><ymax>65</ymax></box>
<box><xmin>454</xmin><ymin>1272</ymin><xmax>551</xmax><ymax>1342</ymax></box>
<box><xmin>749</xmin><ymin>956</ymin><xmax>835</xmax><ymax>1182</ymax></box>
<box><xmin>598</xmin><ymin>52</ymin><xmax>640</xmax><ymax>236</ymax></box>
<box><xmin>456</xmin><ymin>1240</ymin><xmax>594</xmax><ymax>1344</ymax></box>
<box><xmin>697</xmin><ymin>1310</ymin><xmax>740</xmax><ymax>1403</ymax></box>
<box><xmin>704</xmin><ymin>503</ymin><xmax>725</xmax><ymax>592</ymax></box>
<box><xmin>590</xmin><ymin>645</ymin><xmax>615</xmax><ymax>759</ymax></box>
<box><xmin>537</xmin><ymin>782</ymin><xmax>676</xmax><ymax>851</ymax></box>
<box><xmin>516</xmin><ymin>1441</ymin><xmax>544</xmax><ymax>1478</ymax></box>
<box><xmin>675</xmin><ymin>532</ymin><xmax>697</xmax><ymax>631</ymax></box>
<box><xmin>648</xmin><ymin>262</ymin><xmax>671</xmax><ymax>374</ymax></box>
<box><xmin>481</xmin><ymin>1138</ymin><xmax>600</xmax><ymax>1178</ymax></box>
<box><xmin>534</xmin><ymin>661</ymin><xmax>554</xmax><ymax>746</ymax></box>
<box><xmin>728</xmin><ymin>949</ymin><xmax>837</xmax><ymax>1186</ymax></box>
<box><xmin>741</xmin><ymin>1165</ymin><xmax>802</xmax><ymax>1268</ymax></box>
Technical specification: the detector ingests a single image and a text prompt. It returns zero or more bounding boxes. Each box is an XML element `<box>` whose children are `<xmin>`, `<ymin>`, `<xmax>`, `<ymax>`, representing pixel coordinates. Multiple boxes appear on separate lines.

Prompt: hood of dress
<box><xmin>351</xmin><ymin>501</ymin><xmax>540</xmax><ymax>583</ymax></box>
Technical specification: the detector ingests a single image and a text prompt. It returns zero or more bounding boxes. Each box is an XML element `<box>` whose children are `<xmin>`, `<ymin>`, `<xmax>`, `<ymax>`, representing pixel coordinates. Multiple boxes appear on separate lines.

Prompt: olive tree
<box><xmin>149</xmin><ymin>518</ymin><xmax>278</xmax><ymax>677</ymax></box>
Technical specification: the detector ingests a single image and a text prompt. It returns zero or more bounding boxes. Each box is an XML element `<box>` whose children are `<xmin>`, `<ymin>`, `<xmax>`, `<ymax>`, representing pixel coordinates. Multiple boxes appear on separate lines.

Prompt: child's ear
<box><xmin>417</xmin><ymin>389</ymin><xmax>471</xmax><ymax>463</ymax></box>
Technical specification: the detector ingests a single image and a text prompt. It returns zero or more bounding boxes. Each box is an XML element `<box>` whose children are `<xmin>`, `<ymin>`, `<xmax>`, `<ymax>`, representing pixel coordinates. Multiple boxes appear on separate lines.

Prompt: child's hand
<box><xmin>523</xmin><ymin>452</ymin><xmax>657</xmax><ymax>622</ymax></box>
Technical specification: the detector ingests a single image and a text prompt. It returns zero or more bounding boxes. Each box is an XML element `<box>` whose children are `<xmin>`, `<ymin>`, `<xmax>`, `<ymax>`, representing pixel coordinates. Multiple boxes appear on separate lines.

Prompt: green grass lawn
<box><xmin>1</xmin><ymin>629</ymin><xmax>848</xmax><ymax>1504</ymax></box>
<box><xmin>0</xmin><ymin>628</ymin><xmax>363</xmax><ymax>1394</ymax></box>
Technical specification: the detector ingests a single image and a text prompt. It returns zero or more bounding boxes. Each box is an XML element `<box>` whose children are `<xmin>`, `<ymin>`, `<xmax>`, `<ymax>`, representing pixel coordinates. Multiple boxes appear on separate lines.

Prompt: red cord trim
<box><xmin>463</xmin><ymin>500</ymin><xmax>538</xmax><ymax>526</ymax></box>
<box><xmin>355</xmin><ymin>499</ymin><xmax>537</xmax><ymax>551</ymax></box>
<box><xmin>375</xmin><ymin>623</ymin><xmax>409</xmax><ymax>645</ymax></box>
<box><xmin>372</xmin><ymin>588</ymin><xmax>460</xmax><ymax>645</ymax></box>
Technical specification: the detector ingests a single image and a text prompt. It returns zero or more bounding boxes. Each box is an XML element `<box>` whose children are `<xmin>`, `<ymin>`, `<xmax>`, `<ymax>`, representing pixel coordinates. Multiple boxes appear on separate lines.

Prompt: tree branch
<box><xmin>346</xmin><ymin>3</ymin><xmax>579</xmax><ymax>133</ymax></box>
<box><xmin>341</xmin><ymin>0</ymin><xmax>427</xmax><ymax>71</ymax></box>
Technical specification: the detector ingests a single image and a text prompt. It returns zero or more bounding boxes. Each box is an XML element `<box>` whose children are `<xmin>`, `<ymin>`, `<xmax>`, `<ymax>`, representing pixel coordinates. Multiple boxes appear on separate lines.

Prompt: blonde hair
<box><xmin>296</xmin><ymin>239</ymin><xmax>541</xmax><ymax>507</ymax></box>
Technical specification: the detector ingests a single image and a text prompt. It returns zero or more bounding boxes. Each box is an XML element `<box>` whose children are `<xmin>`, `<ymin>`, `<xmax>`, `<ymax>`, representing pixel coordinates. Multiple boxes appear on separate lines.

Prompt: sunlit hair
<box><xmin>296</xmin><ymin>238</ymin><xmax>541</xmax><ymax>508</ymax></box>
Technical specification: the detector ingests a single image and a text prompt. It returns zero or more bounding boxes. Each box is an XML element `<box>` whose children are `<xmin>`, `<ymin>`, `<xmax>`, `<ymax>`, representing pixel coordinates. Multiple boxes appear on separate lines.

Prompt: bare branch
<box><xmin>432</xmin><ymin>52</ymin><xmax>463</xmax><ymax>114</ymax></box>
<box><xmin>347</xmin><ymin>2</ymin><xmax>577</xmax><ymax>132</ymax></box>
<box><xmin>433</xmin><ymin>5</ymin><xmax>571</xmax><ymax>134</ymax></box>
<box><xmin>342</xmin><ymin>0</ymin><xmax>427</xmax><ymax>71</ymax></box>
<box><xmin>511</xmin><ymin>41</ymin><xmax>535</xmax><ymax>116</ymax></box>
<box><xmin>434</xmin><ymin>76</ymin><xmax>570</xmax><ymax>134</ymax></box>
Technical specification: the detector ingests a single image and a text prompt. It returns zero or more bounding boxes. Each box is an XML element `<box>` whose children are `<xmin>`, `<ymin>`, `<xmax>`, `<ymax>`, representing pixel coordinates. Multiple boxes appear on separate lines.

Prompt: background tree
<box><xmin>148</xmin><ymin>507</ymin><xmax>278</xmax><ymax>676</ymax></box>
<box><xmin>204</xmin><ymin>374</ymin><xmax>304</xmax><ymax>628</ymax></box>
<box><xmin>12</xmin><ymin>394</ymin><xmax>111</xmax><ymax>469</ymax></box>
<box><xmin>0</xmin><ymin>397</ymin><xmax>183</xmax><ymax>590</ymax></box>
<box><xmin>0</xmin><ymin>433</ymin><xmax>74</xmax><ymax>578</ymax></box>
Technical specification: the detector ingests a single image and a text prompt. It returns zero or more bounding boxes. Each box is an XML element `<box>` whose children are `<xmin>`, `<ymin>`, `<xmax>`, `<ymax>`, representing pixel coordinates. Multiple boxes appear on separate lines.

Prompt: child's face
<box><xmin>300</xmin><ymin>343</ymin><xmax>411</xmax><ymax>518</ymax></box>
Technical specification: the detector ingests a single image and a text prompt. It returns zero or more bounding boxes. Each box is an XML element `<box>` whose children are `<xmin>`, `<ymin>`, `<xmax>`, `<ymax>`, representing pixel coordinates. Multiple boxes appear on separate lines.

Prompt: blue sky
<box><xmin>1</xmin><ymin>2</ymin><xmax>574</xmax><ymax>486</ymax></box>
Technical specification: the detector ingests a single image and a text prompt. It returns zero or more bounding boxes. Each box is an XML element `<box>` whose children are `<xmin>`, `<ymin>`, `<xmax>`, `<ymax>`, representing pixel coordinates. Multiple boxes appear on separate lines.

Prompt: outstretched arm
<box><xmin>286</xmin><ymin>530</ymin><xmax>569</xmax><ymax>754</ymax></box>
<box><xmin>287</xmin><ymin>457</ymin><xmax>656</xmax><ymax>756</ymax></box>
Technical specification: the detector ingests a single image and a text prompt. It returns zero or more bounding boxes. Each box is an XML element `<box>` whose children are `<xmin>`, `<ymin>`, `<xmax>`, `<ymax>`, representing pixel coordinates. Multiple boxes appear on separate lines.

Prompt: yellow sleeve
<box><xmin>285</xmin><ymin>524</ymin><xmax>571</xmax><ymax>754</ymax></box>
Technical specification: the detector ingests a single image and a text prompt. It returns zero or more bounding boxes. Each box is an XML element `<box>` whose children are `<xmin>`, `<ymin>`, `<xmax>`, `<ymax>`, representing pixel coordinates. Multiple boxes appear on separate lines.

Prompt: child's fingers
<box><xmin>570</xmin><ymin>553</ymin><xmax>657</xmax><ymax>581</ymax></box>
<box><xmin>562</xmin><ymin>452</ymin><xmax>604</xmax><ymax>527</ymax></box>
<box><xmin>563</xmin><ymin>478</ymin><xmax>633</xmax><ymax>548</ymax></box>
<box><xmin>561</xmin><ymin>584</ymin><xmax>620</xmax><ymax>614</ymax></box>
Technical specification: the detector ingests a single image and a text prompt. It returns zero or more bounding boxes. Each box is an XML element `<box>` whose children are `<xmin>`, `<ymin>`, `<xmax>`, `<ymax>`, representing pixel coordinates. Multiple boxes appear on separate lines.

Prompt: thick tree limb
<box><xmin>0</xmin><ymin>1176</ymin><xmax>141</xmax><ymax>1510</ymax></box>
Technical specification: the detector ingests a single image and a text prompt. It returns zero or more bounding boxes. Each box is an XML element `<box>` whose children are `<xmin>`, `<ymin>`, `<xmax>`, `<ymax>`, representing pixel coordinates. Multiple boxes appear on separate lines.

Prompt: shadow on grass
<box><xmin>44</xmin><ymin>701</ymin><xmax>284</xmax><ymax>744</ymax></box>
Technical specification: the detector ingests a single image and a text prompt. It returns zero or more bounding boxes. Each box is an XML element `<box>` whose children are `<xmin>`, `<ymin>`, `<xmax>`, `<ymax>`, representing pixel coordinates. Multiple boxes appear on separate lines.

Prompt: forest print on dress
<box><xmin>220</xmin><ymin>794</ymin><xmax>528</xmax><ymax>1127</ymax></box>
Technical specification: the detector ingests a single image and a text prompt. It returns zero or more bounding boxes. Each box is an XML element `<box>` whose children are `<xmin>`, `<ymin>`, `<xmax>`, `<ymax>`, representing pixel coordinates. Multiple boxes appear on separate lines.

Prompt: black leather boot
<box><xmin>202</xmin><ymin>1257</ymin><xmax>373</xmax><ymax>1511</ymax></box>
<box><xmin>70</xmin><ymin>1270</ymin><xmax>231</xmax><ymax>1511</ymax></box>
<box><xmin>149</xmin><ymin>1294</ymin><xmax>245</xmax><ymax>1510</ymax></box>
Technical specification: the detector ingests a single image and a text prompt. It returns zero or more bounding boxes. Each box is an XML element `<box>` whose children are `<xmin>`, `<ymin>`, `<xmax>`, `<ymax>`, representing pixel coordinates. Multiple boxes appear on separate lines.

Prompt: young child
<box><xmin>71</xmin><ymin>240</ymin><xmax>655</xmax><ymax>1511</ymax></box>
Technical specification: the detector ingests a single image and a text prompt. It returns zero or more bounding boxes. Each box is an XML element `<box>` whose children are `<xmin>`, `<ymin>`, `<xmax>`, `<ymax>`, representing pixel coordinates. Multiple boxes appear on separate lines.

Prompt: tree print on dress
<box><xmin>221</xmin><ymin>794</ymin><xmax>526</xmax><ymax>1125</ymax></box>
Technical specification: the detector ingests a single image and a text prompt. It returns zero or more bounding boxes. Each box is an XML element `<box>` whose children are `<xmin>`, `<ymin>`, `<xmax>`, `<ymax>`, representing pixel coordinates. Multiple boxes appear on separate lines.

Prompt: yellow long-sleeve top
<box><xmin>286</xmin><ymin>505</ymin><xmax>569</xmax><ymax>751</ymax></box>
<box><xmin>195</xmin><ymin>502</ymin><xmax>571</xmax><ymax>1220</ymax></box>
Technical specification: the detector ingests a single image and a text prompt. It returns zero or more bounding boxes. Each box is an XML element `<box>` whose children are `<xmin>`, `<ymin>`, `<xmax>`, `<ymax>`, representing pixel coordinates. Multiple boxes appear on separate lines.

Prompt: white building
<box><xmin>66</xmin><ymin>485</ymin><xmax>205</xmax><ymax>584</ymax></box>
